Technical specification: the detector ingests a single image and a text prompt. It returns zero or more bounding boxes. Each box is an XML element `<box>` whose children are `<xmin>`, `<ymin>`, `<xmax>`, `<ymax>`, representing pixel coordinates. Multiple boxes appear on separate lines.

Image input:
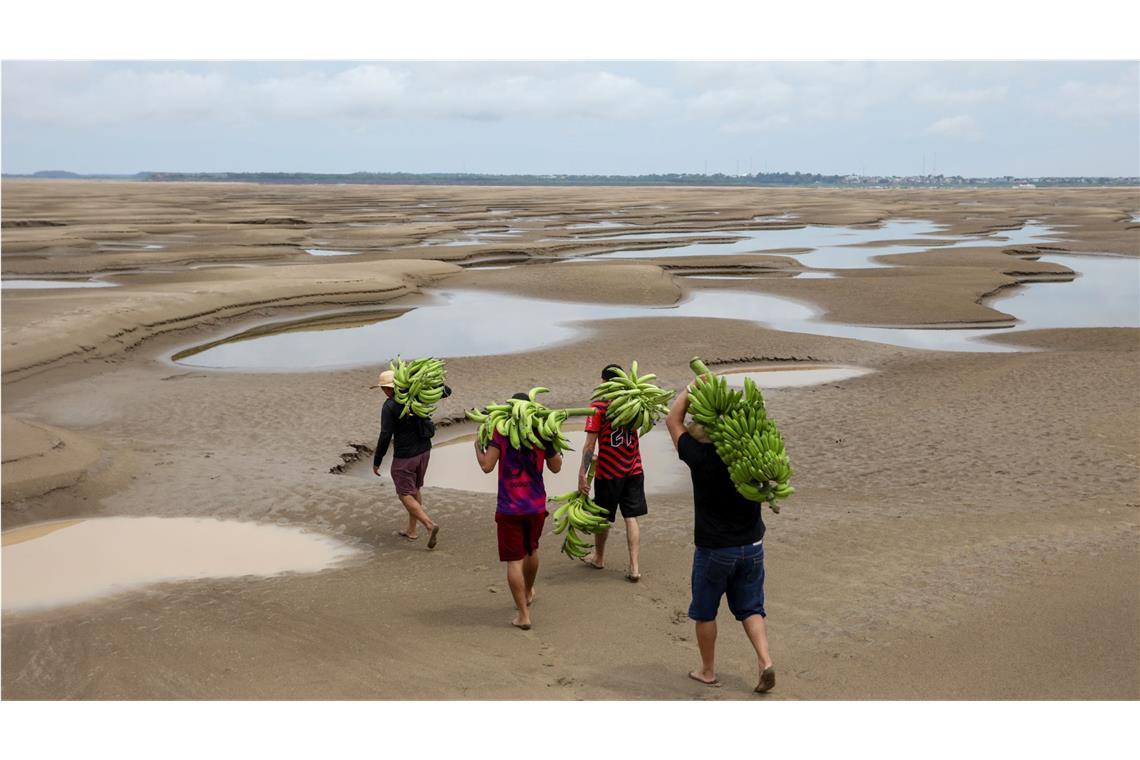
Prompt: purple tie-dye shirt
<box><xmin>489</xmin><ymin>431</ymin><xmax>556</xmax><ymax>515</ymax></box>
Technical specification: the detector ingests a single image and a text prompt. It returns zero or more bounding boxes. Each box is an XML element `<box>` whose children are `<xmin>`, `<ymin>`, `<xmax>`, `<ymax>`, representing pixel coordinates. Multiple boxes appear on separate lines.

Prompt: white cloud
<box><xmin>1</xmin><ymin>62</ymin><xmax>672</xmax><ymax>126</ymax></box>
<box><xmin>1037</xmin><ymin>77</ymin><xmax>1140</xmax><ymax>124</ymax></box>
<box><xmin>924</xmin><ymin>115</ymin><xmax>983</xmax><ymax>140</ymax></box>
<box><xmin>914</xmin><ymin>83</ymin><xmax>1007</xmax><ymax>106</ymax></box>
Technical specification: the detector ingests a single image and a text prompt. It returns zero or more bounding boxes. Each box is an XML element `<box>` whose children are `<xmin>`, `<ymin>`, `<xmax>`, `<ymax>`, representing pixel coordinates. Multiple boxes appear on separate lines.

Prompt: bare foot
<box><xmin>755</xmin><ymin>666</ymin><xmax>776</xmax><ymax>694</ymax></box>
<box><xmin>511</xmin><ymin>614</ymin><xmax>532</xmax><ymax>631</ymax></box>
<box><xmin>579</xmin><ymin>553</ymin><xmax>604</xmax><ymax>569</ymax></box>
<box><xmin>526</xmin><ymin>590</ymin><xmax>536</xmax><ymax>607</ymax></box>
<box><xmin>688</xmin><ymin>670</ymin><xmax>720</xmax><ymax>687</ymax></box>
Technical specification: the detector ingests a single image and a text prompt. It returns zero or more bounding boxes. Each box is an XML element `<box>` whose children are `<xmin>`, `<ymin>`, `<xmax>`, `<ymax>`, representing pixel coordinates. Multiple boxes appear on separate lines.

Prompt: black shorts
<box><xmin>593</xmin><ymin>474</ymin><xmax>648</xmax><ymax>522</ymax></box>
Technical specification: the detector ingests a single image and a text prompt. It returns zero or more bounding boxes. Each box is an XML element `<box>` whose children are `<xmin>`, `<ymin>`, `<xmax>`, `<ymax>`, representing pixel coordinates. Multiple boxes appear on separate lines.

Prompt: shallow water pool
<box><xmin>2</xmin><ymin>278</ymin><xmax>117</xmax><ymax>289</ymax></box>
<box><xmin>581</xmin><ymin>220</ymin><xmax>1060</xmax><ymax>269</ymax></box>
<box><xmin>170</xmin><ymin>252</ymin><xmax>1139</xmax><ymax>370</ymax></box>
<box><xmin>1</xmin><ymin>517</ymin><xmax>357</xmax><ymax>613</ymax></box>
<box><xmin>720</xmin><ymin>365</ymin><xmax>874</xmax><ymax>388</ymax></box>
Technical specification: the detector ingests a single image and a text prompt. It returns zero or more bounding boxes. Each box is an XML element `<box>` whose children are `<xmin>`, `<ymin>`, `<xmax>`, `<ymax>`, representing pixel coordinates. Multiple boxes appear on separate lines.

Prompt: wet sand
<box><xmin>2</xmin><ymin>181</ymin><xmax>1138</xmax><ymax>699</ymax></box>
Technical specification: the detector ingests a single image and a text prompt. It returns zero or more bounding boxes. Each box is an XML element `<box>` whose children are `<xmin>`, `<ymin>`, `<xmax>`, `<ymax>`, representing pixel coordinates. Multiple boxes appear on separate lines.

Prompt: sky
<box><xmin>2</xmin><ymin>60</ymin><xmax>1138</xmax><ymax>177</ymax></box>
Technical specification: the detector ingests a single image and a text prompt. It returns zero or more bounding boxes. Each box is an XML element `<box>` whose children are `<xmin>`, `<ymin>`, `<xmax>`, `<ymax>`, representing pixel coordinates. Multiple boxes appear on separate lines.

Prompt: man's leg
<box><xmin>583</xmin><ymin>528</ymin><xmax>609</xmax><ymax>568</ymax></box>
<box><xmin>742</xmin><ymin>615</ymin><xmax>775</xmax><ymax>691</ymax></box>
<box><xmin>582</xmin><ymin>480</ymin><xmax>615</xmax><ymax>568</ymax></box>
<box><xmin>506</xmin><ymin>559</ymin><xmax>530</xmax><ymax>628</ymax></box>
<box><xmin>624</xmin><ymin>517</ymin><xmax>641</xmax><ymax>578</ymax></box>
<box><xmin>522</xmin><ymin>552</ymin><xmax>539</xmax><ymax>606</ymax></box>
<box><xmin>408</xmin><ymin>489</ymin><xmax>425</xmax><ymax>536</ymax></box>
<box><xmin>692</xmin><ymin>620</ymin><xmax>718</xmax><ymax>683</ymax></box>
<box><xmin>399</xmin><ymin>493</ymin><xmax>436</xmax><ymax>532</ymax></box>
<box><xmin>416</xmin><ymin>455</ymin><xmax>440</xmax><ymax>548</ymax></box>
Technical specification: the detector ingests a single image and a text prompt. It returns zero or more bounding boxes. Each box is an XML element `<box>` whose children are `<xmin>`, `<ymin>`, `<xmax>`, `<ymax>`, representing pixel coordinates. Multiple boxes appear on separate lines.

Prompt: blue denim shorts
<box><xmin>688</xmin><ymin>542</ymin><xmax>766</xmax><ymax>622</ymax></box>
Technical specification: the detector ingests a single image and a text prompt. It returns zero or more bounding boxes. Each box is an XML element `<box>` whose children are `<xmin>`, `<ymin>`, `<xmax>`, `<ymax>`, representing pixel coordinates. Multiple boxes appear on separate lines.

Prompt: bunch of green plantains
<box><xmin>466</xmin><ymin>387</ymin><xmax>593</xmax><ymax>452</ymax></box>
<box><xmin>687</xmin><ymin>357</ymin><xmax>795</xmax><ymax>512</ymax></box>
<box><xmin>548</xmin><ymin>462</ymin><xmax>609</xmax><ymax>559</ymax></box>
<box><xmin>591</xmin><ymin>361</ymin><xmax>676</xmax><ymax>435</ymax></box>
<box><xmin>391</xmin><ymin>357</ymin><xmax>447</xmax><ymax>418</ymax></box>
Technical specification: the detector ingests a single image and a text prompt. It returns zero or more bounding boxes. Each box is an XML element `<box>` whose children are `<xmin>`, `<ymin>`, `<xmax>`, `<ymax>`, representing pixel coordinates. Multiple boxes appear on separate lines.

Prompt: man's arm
<box><xmin>666</xmin><ymin>384</ymin><xmax>691</xmax><ymax>450</ymax></box>
<box><xmin>474</xmin><ymin>438</ymin><xmax>501</xmax><ymax>473</ymax></box>
<box><xmin>578</xmin><ymin>431</ymin><xmax>598</xmax><ymax>493</ymax></box>
<box><xmin>372</xmin><ymin>402</ymin><xmax>396</xmax><ymax>475</ymax></box>
<box><xmin>546</xmin><ymin>452</ymin><xmax>564</xmax><ymax>474</ymax></box>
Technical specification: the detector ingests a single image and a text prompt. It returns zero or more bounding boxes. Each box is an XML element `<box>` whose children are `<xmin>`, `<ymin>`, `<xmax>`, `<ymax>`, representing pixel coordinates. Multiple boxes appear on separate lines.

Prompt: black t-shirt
<box><xmin>677</xmin><ymin>432</ymin><xmax>765</xmax><ymax>549</ymax></box>
<box><xmin>373</xmin><ymin>386</ymin><xmax>452</xmax><ymax>466</ymax></box>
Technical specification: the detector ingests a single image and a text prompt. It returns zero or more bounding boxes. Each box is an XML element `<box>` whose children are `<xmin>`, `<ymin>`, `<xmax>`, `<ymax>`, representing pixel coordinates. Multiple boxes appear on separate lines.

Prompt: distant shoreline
<box><xmin>4</xmin><ymin>171</ymin><xmax>1138</xmax><ymax>189</ymax></box>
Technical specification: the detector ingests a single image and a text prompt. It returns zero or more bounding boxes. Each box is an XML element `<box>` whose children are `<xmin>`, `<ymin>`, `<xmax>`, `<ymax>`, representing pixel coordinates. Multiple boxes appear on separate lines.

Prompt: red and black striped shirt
<box><xmin>584</xmin><ymin>399</ymin><xmax>644</xmax><ymax>480</ymax></box>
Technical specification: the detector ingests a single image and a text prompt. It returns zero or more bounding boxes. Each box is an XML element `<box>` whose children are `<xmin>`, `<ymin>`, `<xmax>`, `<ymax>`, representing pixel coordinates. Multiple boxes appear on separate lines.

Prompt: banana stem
<box><xmin>561</xmin><ymin>407</ymin><xmax>595</xmax><ymax>417</ymax></box>
<box><xmin>689</xmin><ymin>357</ymin><xmax>711</xmax><ymax>376</ymax></box>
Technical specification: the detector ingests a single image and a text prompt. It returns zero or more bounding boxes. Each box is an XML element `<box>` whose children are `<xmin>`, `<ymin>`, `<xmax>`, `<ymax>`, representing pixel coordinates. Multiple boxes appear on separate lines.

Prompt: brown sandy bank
<box><xmin>2</xmin><ymin>183</ymin><xmax>1137</xmax><ymax>700</ymax></box>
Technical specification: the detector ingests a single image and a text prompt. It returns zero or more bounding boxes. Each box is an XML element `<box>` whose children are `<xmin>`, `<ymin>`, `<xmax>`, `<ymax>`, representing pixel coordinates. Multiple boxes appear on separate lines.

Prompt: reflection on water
<box><xmin>2</xmin><ymin>278</ymin><xmax>117</xmax><ymax>289</ymax></box>
<box><xmin>1</xmin><ymin>517</ymin><xmax>357</xmax><ymax>612</ymax></box>
<box><xmin>172</xmin><ymin>253</ymin><xmax>1139</xmax><ymax>370</ymax></box>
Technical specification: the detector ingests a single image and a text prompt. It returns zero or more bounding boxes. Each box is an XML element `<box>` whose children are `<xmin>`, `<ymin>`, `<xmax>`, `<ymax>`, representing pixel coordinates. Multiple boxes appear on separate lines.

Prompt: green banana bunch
<box><xmin>466</xmin><ymin>387</ymin><xmax>592</xmax><ymax>452</ymax></box>
<box><xmin>591</xmin><ymin>360</ymin><xmax>676</xmax><ymax>435</ymax></box>
<box><xmin>391</xmin><ymin>356</ymin><xmax>447</xmax><ymax>419</ymax></box>
<box><xmin>548</xmin><ymin>461</ymin><xmax>609</xmax><ymax>558</ymax></box>
<box><xmin>689</xmin><ymin>357</ymin><xmax>795</xmax><ymax>513</ymax></box>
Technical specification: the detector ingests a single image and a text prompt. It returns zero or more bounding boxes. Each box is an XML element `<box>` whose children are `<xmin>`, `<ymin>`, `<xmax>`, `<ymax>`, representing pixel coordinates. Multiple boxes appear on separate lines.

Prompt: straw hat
<box><xmin>370</xmin><ymin>369</ymin><xmax>396</xmax><ymax>389</ymax></box>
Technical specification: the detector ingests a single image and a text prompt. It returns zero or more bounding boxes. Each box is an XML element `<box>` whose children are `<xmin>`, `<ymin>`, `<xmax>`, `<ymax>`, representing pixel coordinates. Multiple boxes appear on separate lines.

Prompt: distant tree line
<box><xmin>5</xmin><ymin>169</ymin><xmax>1137</xmax><ymax>187</ymax></box>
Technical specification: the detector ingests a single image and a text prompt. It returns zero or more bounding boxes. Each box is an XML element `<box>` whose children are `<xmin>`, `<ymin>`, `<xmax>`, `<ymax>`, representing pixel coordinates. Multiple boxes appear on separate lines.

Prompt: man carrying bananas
<box><xmin>666</xmin><ymin>382</ymin><xmax>776</xmax><ymax>694</ymax></box>
<box><xmin>371</xmin><ymin>368</ymin><xmax>451</xmax><ymax>549</ymax></box>
<box><xmin>577</xmin><ymin>363</ymin><xmax>647</xmax><ymax>582</ymax></box>
<box><xmin>473</xmin><ymin>393</ymin><xmax>564</xmax><ymax>630</ymax></box>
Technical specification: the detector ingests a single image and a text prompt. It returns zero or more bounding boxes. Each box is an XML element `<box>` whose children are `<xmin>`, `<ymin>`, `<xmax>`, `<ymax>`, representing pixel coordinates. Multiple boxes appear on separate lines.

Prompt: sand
<box><xmin>1</xmin><ymin>181</ymin><xmax>1137</xmax><ymax>699</ymax></box>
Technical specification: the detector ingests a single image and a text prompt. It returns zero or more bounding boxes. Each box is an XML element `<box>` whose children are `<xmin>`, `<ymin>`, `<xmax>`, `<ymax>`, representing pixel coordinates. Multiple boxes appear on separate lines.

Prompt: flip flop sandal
<box><xmin>626</xmin><ymin>573</ymin><xmax>641</xmax><ymax>583</ymax></box>
<box><xmin>427</xmin><ymin>526</ymin><xmax>440</xmax><ymax>549</ymax></box>
<box><xmin>395</xmin><ymin>530</ymin><xmax>419</xmax><ymax>541</ymax></box>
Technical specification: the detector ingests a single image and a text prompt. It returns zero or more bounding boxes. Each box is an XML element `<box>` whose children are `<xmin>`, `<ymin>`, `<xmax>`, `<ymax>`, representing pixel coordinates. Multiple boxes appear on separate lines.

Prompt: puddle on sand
<box><xmin>420</xmin><ymin>228</ymin><xmax>536</xmax><ymax>247</ymax></box>
<box><xmin>171</xmin><ymin>252</ymin><xmax>1140</xmax><ymax>370</ymax></box>
<box><xmin>719</xmin><ymin>365</ymin><xmax>873</xmax><ymax>388</ymax></box>
<box><xmin>305</xmin><ymin>248</ymin><xmax>361</xmax><ymax>257</ymax></box>
<box><xmin>566</xmin><ymin>220</ymin><xmax>635</xmax><ymax>230</ymax></box>
<box><xmin>986</xmin><ymin>254</ymin><xmax>1140</xmax><ymax>330</ymax></box>
<box><xmin>353</xmin><ymin>425</ymin><xmax>691</xmax><ymax>497</ymax></box>
<box><xmin>683</xmin><ymin>271</ymin><xmax>836</xmax><ymax>280</ymax></box>
<box><xmin>580</xmin><ymin>220</ymin><xmax>1060</xmax><ymax>269</ymax></box>
<box><xmin>1</xmin><ymin>516</ymin><xmax>357</xmax><ymax>613</ymax></box>
<box><xmin>96</xmin><ymin>242</ymin><xmax>167</xmax><ymax>251</ymax></box>
<box><xmin>1</xmin><ymin>278</ymin><xmax>118</xmax><ymax>289</ymax></box>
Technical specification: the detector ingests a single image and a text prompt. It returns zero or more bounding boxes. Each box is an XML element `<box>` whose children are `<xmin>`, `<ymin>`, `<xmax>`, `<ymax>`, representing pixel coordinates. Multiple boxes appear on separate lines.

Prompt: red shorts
<box><xmin>495</xmin><ymin>511</ymin><xmax>547</xmax><ymax>562</ymax></box>
<box><xmin>390</xmin><ymin>451</ymin><xmax>429</xmax><ymax>496</ymax></box>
